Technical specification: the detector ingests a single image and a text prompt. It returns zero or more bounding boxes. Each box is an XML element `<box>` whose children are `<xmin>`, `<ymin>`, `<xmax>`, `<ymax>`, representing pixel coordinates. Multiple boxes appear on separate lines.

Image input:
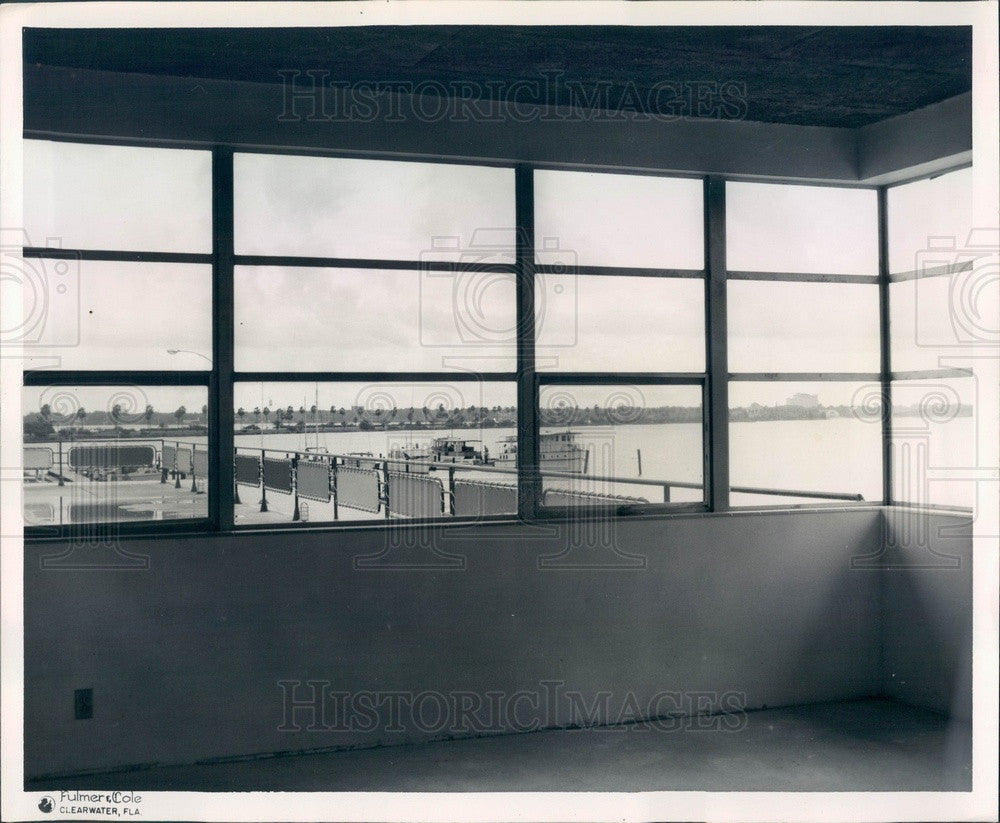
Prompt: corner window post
<box><xmin>877</xmin><ymin>186</ymin><xmax>892</xmax><ymax>505</ymax></box>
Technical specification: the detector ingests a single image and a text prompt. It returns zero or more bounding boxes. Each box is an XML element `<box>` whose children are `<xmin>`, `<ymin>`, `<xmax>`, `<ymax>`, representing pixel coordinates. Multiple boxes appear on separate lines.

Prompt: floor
<box><xmin>27</xmin><ymin>698</ymin><xmax>971</xmax><ymax>792</ymax></box>
<box><xmin>23</xmin><ymin>472</ymin><xmax>208</xmax><ymax>526</ymax></box>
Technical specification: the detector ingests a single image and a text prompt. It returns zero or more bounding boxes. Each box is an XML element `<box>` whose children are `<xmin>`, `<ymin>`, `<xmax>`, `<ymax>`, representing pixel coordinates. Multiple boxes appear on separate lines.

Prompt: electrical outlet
<box><xmin>74</xmin><ymin>688</ymin><xmax>93</xmax><ymax>719</ymax></box>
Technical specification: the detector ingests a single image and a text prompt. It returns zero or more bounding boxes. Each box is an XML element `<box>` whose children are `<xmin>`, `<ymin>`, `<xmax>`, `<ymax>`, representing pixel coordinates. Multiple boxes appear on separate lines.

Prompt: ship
<box><xmin>492</xmin><ymin>430</ymin><xmax>588</xmax><ymax>473</ymax></box>
<box><xmin>388</xmin><ymin>443</ymin><xmax>433</xmax><ymax>473</ymax></box>
<box><xmin>430</xmin><ymin>437</ymin><xmax>490</xmax><ymax>466</ymax></box>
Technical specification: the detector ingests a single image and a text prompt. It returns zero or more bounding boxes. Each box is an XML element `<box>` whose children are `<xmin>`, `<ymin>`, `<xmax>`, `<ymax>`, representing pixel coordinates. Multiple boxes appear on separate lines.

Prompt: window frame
<box><xmin>884</xmin><ymin>165</ymin><xmax>977</xmax><ymax>511</ymax></box>
<box><xmin>724</xmin><ymin>179</ymin><xmax>884</xmax><ymax>508</ymax></box>
<box><xmin>20</xmin><ymin>137</ymin><xmax>973</xmax><ymax>540</ymax></box>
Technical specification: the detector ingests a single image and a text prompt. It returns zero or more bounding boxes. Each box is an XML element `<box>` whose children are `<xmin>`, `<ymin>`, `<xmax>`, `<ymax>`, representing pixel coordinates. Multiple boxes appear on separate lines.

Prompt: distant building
<box><xmin>786</xmin><ymin>393</ymin><xmax>819</xmax><ymax>408</ymax></box>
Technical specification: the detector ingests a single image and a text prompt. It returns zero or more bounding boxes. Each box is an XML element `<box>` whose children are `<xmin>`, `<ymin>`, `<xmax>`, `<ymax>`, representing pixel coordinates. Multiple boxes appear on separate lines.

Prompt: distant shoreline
<box><xmin>22</xmin><ymin>407</ymin><xmax>974</xmax><ymax>444</ymax></box>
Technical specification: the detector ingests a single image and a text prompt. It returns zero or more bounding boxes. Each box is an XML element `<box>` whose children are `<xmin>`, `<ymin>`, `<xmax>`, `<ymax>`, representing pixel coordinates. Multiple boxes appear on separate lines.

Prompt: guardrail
<box><xmin>22</xmin><ymin>438</ymin><xmax>865</xmax><ymax>522</ymax></box>
<box><xmin>21</xmin><ymin>437</ymin><xmax>209</xmax><ymax>487</ymax></box>
<box><xmin>233</xmin><ymin>445</ymin><xmax>864</xmax><ymax>521</ymax></box>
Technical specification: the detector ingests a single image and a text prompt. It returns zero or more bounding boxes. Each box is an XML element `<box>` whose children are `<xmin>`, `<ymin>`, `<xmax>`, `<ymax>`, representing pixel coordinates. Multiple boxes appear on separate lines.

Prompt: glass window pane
<box><xmin>889</xmin><ymin>276</ymin><xmax>974</xmax><ymax>372</ymax></box>
<box><xmin>13</xmin><ymin>262</ymin><xmax>212</xmax><ymax>370</ymax></box>
<box><xmin>22</xmin><ymin>385</ymin><xmax>209</xmax><ymax>526</ymax></box>
<box><xmin>234</xmin><ymin>266</ymin><xmax>516</xmax><ymax>372</ymax></box>
<box><xmin>726</xmin><ymin>182</ymin><xmax>878</xmax><ymax>275</ymax></box>
<box><xmin>24</xmin><ymin>140</ymin><xmax>212</xmax><ymax>253</ymax></box>
<box><xmin>728</xmin><ymin>281</ymin><xmax>880</xmax><ymax>373</ymax></box>
<box><xmin>729</xmin><ymin>381</ymin><xmax>883</xmax><ymax>505</ymax></box>
<box><xmin>235</xmin><ymin>154</ymin><xmax>515</xmax><ymax>261</ymax></box>
<box><xmin>887</xmin><ymin>168</ymin><xmax>973</xmax><ymax>275</ymax></box>
<box><xmin>534</xmin><ymin>170</ymin><xmax>704</xmax><ymax>269</ymax></box>
<box><xmin>536</xmin><ymin>274</ymin><xmax>704</xmax><ymax>372</ymax></box>
<box><xmin>233</xmin><ymin>381</ymin><xmax>517</xmax><ymax>525</ymax></box>
<box><xmin>891</xmin><ymin>377</ymin><xmax>975</xmax><ymax>508</ymax></box>
<box><xmin>538</xmin><ymin>384</ymin><xmax>703</xmax><ymax>505</ymax></box>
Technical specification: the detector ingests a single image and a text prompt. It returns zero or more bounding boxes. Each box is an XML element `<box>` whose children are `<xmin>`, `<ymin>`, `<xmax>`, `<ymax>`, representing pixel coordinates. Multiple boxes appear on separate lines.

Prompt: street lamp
<box><xmin>165</xmin><ymin>349</ymin><xmax>212</xmax><ymax>364</ymax></box>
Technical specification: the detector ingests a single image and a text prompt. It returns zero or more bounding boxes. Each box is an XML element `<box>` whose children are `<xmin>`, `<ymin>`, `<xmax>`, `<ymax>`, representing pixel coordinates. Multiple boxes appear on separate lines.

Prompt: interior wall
<box><xmin>25</xmin><ymin>509</ymin><xmax>883</xmax><ymax>779</ymax></box>
<box><xmin>880</xmin><ymin>509</ymin><xmax>973</xmax><ymax>721</ymax></box>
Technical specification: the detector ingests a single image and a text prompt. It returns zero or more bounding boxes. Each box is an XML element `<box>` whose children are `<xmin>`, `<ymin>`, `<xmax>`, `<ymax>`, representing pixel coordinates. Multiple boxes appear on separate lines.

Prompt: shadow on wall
<box><xmin>879</xmin><ymin>509</ymin><xmax>973</xmax><ymax>722</ymax></box>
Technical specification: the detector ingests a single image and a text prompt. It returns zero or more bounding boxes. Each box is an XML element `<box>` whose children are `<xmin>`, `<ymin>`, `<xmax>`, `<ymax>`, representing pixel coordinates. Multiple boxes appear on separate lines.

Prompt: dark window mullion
<box><xmin>234</xmin><ymin>372</ymin><xmax>517</xmax><ymax>383</ymax></box>
<box><xmin>515</xmin><ymin>165</ymin><xmax>541</xmax><ymax>520</ymax></box>
<box><xmin>233</xmin><ymin>254</ymin><xmax>514</xmax><ymax>273</ymax></box>
<box><xmin>728</xmin><ymin>372</ymin><xmax>883</xmax><ymax>382</ymax></box>
<box><xmin>212</xmin><ymin>147</ymin><xmax>236</xmax><ymax>530</ymax></box>
<box><xmin>537</xmin><ymin>373</ymin><xmax>705</xmax><ymax>385</ymax></box>
<box><xmin>22</xmin><ymin>370</ymin><xmax>208</xmax><ymax>386</ymax></box>
<box><xmin>705</xmin><ymin>176</ymin><xmax>729</xmax><ymax>512</ymax></box>
<box><xmin>22</xmin><ymin>247</ymin><xmax>213</xmax><ymax>265</ymax></box>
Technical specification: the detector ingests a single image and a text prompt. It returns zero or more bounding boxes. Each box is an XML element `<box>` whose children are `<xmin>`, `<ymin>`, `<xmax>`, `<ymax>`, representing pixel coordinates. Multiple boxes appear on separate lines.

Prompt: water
<box><xmin>226</xmin><ymin>415</ymin><xmax>974</xmax><ymax>508</ymax></box>
<box><xmin>26</xmin><ymin>417</ymin><xmax>973</xmax><ymax>526</ymax></box>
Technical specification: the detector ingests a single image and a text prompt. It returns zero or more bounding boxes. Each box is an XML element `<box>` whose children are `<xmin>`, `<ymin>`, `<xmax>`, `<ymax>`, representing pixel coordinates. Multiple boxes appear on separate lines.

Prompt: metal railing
<box><xmin>232</xmin><ymin>444</ymin><xmax>864</xmax><ymax>522</ymax></box>
<box><xmin>22</xmin><ymin>437</ymin><xmax>865</xmax><ymax>526</ymax></box>
<box><xmin>21</xmin><ymin>437</ymin><xmax>209</xmax><ymax>487</ymax></box>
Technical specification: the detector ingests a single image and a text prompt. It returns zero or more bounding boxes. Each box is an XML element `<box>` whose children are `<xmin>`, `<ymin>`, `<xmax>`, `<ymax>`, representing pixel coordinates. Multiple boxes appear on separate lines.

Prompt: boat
<box><xmin>300</xmin><ymin>385</ymin><xmax>330</xmax><ymax>462</ymax></box>
<box><xmin>493</xmin><ymin>430</ymin><xmax>588</xmax><ymax>473</ymax></box>
<box><xmin>343</xmin><ymin>451</ymin><xmax>377</xmax><ymax>469</ymax></box>
<box><xmin>430</xmin><ymin>438</ymin><xmax>489</xmax><ymax>466</ymax></box>
<box><xmin>388</xmin><ymin>443</ymin><xmax>433</xmax><ymax>474</ymax></box>
<box><xmin>302</xmin><ymin>445</ymin><xmax>330</xmax><ymax>462</ymax></box>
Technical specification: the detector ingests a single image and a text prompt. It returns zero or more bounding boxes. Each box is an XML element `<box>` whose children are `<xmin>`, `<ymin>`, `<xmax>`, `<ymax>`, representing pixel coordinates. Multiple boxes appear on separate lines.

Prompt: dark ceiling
<box><xmin>24</xmin><ymin>26</ymin><xmax>971</xmax><ymax>128</ymax></box>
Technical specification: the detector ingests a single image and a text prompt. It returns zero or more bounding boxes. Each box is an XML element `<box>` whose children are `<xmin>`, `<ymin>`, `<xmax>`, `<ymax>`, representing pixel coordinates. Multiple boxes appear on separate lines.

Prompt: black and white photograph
<box><xmin>0</xmin><ymin>2</ymin><xmax>997</xmax><ymax>822</ymax></box>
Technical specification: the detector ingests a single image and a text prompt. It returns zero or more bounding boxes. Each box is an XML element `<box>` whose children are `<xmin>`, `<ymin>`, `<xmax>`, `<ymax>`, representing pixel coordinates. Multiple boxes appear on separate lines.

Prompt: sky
<box><xmin>15</xmin><ymin>140</ymin><xmax>976</xmax><ymax>400</ymax></box>
<box><xmin>726</xmin><ymin>181</ymin><xmax>878</xmax><ymax>275</ymax></box>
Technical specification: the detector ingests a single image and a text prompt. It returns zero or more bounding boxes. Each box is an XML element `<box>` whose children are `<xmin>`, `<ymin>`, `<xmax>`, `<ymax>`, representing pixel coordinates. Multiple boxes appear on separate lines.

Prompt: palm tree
<box><xmin>237</xmin><ymin>407</ymin><xmax>246</xmax><ymax>426</ymax></box>
<box><xmin>71</xmin><ymin>406</ymin><xmax>86</xmax><ymax>437</ymax></box>
<box><xmin>262</xmin><ymin>407</ymin><xmax>270</xmax><ymax>427</ymax></box>
<box><xmin>174</xmin><ymin>405</ymin><xmax>186</xmax><ymax>426</ymax></box>
<box><xmin>40</xmin><ymin>403</ymin><xmax>51</xmax><ymax>422</ymax></box>
<box><xmin>144</xmin><ymin>404</ymin><xmax>154</xmax><ymax>426</ymax></box>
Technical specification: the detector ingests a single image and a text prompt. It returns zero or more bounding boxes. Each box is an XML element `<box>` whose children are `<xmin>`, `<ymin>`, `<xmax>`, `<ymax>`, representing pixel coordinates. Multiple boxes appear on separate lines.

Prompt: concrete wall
<box><xmin>880</xmin><ymin>509</ymin><xmax>973</xmax><ymax>721</ymax></box>
<box><xmin>25</xmin><ymin>509</ymin><xmax>885</xmax><ymax>779</ymax></box>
